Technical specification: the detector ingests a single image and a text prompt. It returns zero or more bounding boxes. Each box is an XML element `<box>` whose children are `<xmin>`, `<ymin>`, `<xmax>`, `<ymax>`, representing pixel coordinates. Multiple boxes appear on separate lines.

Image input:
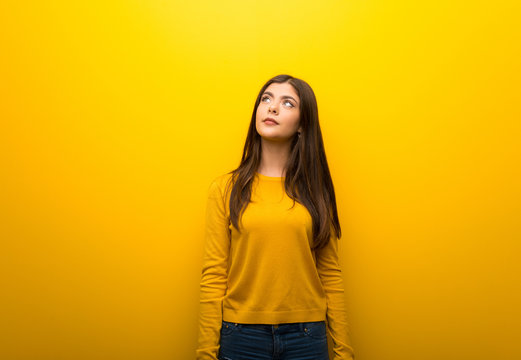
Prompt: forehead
<box><xmin>263</xmin><ymin>82</ymin><xmax>299</xmax><ymax>99</ymax></box>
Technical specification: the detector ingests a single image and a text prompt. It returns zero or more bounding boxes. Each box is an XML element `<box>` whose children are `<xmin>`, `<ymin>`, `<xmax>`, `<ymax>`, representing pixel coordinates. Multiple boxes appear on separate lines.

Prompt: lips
<box><xmin>264</xmin><ymin>117</ymin><xmax>278</xmax><ymax>124</ymax></box>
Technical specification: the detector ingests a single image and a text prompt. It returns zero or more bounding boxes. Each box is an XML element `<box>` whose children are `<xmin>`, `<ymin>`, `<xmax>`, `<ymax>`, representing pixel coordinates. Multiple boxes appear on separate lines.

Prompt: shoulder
<box><xmin>207</xmin><ymin>172</ymin><xmax>234</xmax><ymax>198</ymax></box>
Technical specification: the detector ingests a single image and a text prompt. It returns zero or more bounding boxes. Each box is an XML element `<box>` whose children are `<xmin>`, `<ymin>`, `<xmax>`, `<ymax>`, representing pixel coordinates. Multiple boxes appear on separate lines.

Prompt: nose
<box><xmin>269</xmin><ymin>104</ymin><xmax>278</xmax><ymax>114</ymax></box>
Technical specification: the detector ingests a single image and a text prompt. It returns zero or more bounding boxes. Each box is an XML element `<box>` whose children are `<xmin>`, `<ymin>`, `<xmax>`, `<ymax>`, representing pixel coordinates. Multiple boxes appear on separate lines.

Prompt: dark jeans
<box><xmin>218</xmin><ymin>320</ymin><xmax>329</xmax><ymax>360</ymax></box>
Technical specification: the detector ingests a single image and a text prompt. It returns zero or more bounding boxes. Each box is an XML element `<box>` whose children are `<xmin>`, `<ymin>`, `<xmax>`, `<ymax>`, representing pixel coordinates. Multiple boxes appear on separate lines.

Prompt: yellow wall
<box><xmin>1</xmin><ymin>1</ymin><xmax>520</xmax><ymax>359</ymax></box>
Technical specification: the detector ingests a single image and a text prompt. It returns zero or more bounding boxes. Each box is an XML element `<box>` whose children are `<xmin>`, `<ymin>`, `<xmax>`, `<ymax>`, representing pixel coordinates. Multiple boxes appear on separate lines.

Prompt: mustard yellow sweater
<box><xmin>196</xmin><ymin>172</ymin><xmax>355</xmax><ymax>360</ymax></box>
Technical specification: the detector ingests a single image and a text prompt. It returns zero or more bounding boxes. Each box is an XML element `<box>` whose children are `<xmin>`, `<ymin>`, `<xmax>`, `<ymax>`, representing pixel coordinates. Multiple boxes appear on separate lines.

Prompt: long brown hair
<box><xmin>222</xmin><ymin>74</ymin><xmax>341</xmax><ymax>250</ymax></box>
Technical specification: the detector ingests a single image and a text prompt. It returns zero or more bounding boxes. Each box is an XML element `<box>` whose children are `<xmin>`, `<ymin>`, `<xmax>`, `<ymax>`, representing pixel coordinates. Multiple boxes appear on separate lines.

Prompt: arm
<box><xmin>315</xmin><ymin>231</ymin><xmax>355</xmax><ymax>360</ymax></box>
<box><xmin>196</xmin><ymin>179</ymin><xmax>231</xmax><ymax>360</ymax></box>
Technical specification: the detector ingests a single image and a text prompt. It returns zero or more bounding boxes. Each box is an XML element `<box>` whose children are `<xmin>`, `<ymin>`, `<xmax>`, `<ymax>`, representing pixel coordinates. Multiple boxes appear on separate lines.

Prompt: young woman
<box><xmin>196</xmin><ymin>74</ymin><xmax>355</xmax><ymax>360</ymax></box>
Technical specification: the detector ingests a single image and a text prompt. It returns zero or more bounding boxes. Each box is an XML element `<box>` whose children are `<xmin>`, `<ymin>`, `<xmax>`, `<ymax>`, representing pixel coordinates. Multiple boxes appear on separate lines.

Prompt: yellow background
<box><xmin>1</xmin><ymin>1</ymin><xmax>520</xmax><ymax>359</ymax></box>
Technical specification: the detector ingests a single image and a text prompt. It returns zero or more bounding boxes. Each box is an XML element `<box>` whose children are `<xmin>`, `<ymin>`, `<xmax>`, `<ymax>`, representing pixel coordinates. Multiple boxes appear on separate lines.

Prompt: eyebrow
<box><xmin>262</xmin><ymin>91</ymin><xmax>299</xmax><ymax>104</ymax></box>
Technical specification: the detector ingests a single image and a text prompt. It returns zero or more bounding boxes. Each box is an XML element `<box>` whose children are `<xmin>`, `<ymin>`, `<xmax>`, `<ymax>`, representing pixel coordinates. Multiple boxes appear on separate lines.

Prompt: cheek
<box><xmin>256</xmin><ymin>106</ymin><xmax>264</xmax><ymax>119</ymax></box>
<box><xmin>288</xmin><ymin>112</ymin><xmax>300</xmax><ymax>127</ymax></box>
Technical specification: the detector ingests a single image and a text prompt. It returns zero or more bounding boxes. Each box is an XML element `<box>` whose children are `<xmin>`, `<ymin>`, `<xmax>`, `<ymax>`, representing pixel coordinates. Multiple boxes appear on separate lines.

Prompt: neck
<box><xmin>257</xmin><ymin>137</ymin><xmax>292</xmax><ymax>177</ymax></box>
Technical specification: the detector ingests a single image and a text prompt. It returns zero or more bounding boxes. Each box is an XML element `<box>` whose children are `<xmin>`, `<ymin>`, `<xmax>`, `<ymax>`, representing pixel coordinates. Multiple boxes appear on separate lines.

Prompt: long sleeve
<box><xmin>315</xmin><ymin>231</ymin><xmax>355</xmax><ymax>360</ymax></box>
<box><xmin>196</xmin><ymin>179</ymin><xmax>231</xmax><ymax>360</ymax></box>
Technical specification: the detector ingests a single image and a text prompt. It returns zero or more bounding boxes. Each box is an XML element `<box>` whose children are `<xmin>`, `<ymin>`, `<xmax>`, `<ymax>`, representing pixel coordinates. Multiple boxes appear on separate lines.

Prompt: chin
<box><xmin>261</xmin><ymin>134</ymin><xmax>291</xmax><ymax>143</ymax></box>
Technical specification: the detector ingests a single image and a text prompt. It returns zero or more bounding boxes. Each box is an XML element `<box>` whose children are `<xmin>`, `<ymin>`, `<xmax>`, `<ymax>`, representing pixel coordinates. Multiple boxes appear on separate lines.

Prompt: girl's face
<box><xmin>255</xmin><ymin>82</ymin><xmax>301</xmax><ymax>142</ymax></box>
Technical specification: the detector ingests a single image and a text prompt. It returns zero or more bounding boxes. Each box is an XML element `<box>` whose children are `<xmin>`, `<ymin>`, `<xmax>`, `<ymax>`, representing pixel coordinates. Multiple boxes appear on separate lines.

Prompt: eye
<box><xmin>261</xmin><ymin>96</ymin><xmax>295</xmax><ymax>108</ymax></box>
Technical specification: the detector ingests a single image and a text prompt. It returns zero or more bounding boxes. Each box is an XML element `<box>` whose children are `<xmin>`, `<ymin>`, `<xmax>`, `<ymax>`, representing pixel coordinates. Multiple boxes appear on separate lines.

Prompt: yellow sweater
<box><xmin>196</xmin><ymin>172</ymin><xmax>355</xmax><ymax>360</ymax></box>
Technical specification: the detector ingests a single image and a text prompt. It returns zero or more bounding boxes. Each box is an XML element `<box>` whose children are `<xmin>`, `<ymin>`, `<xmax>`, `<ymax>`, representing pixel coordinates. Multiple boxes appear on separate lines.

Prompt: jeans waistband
<box><xmin>222</xmin><ymin>320</ymin><xmax>325</xmax><ymax>333</ymax></box>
